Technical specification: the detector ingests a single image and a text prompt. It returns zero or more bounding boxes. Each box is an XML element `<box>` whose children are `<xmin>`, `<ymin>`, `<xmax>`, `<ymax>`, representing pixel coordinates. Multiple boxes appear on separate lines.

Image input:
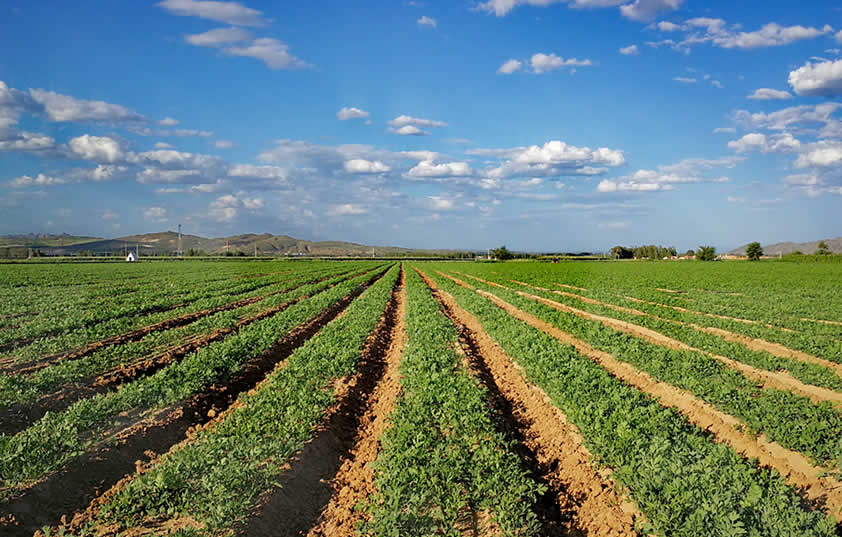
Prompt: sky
<box><xmin>1</xmin><ymin>0</ymin><xmax>841</xmax><ymax>252</ymax></box>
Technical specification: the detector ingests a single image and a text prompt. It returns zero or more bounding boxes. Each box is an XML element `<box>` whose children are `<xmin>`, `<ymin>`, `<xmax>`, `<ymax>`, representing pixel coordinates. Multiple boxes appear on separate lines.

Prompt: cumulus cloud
<box><xmin>159</xmin><ymin>117</ymin><xmax>179</xmax><ymax>126</ymax></box>
<box><xmin>157</xmin><ymin>0</ymin><xmax>267</xmax><ymax>26</ymax></box>
<box><xmin>727</xmin><ymin>133</ymin><xmax>801</xmax><ymax>153</ymax></box>
<box><xmin>406</xmin><ymin>160</ymin><xmax>472</xmax><ymax>178</ymax></box>
<box><xmin>214</xmin><ymin>140</ymin><xmax>234</xmax><ymax>148</ymax></box>
<box><xmin>733</xmin><ymin>103</ymin><xmax>842</xmax><ymax>135</ymax></box>
<box><xmin>795</xmin><ymin>141</ymin><xmax>842</xmax><ymax>168</ymax></box>
<box><xmin>425</xmin><ymin>195</ymin><xmax>456</xmax><ymax>210</ymax></box>
<box><xmin>29</xmin><ymin>88</ymin><xmax>144</xmax><ymax>124</ymax></box>
<box><xmin>620</xmin><ymin>0</ymin><xmax>682</xmax><ymax>22</ymax></box>
<box><xmin>674</xmin><ymin>76</ymin><xmax>696</xmax><ymax>83</ymax></box>
<box><xmin>226</xmin><ymin>38</ymin><xmax>310</xmax><ymax>69</ymax></box>
<box><xmin>497</xmin><ymin>59</ymin><xmax>523</xmax><ymax>74</ymax></box>
<box><xmin>9</xmin><ymin>174</ymin><xmax>67</xmax><ymax>188</ymax></box>
<box><xmin>337</xmin><ymin>107</ymin><xmax>370</xmax><ymax>120</ymax></box>
<box><xmin>144</xmin><ymin>206</ymin><xmax>168</xmax><ymax>222</ymax></box>
<box><xmin>154</xmin><ymin>142</ymin><xmax>173</xmax><ymax>149</ymax></box>
<box><xmin>748</xmin><ymin>88</ymin><xmax>792</xmax><ymax>100</ymax></box>
<box><xmin>343</xmin><ymin>159</ymin><xmax>391</xmax><ymax>174</ymax></box>
<box><xmin>208</xmin><ymin>194</ymin><xmax>264</xmax><ymax>222</ymax></box>
<box><xmin>0</xmin><ymin>130</ymin><xmax>55</xmax><ymax>152</ymax></box>
<box><xmin>476</xmin><ymin>140</ymin><xmax>624</xmax><ymax>180</ymax></box>
<box><xmin>417</xmin><ymin>15</ymin><xmax>437</xmax><ymax>27</ymax></box>
<box><xmin>130</xmin><ymin>149</ymin><xmax>223</xmax><ymax>169</ymax></box>
<box><xmin>530</xmin><ymin>53</ymin><xmax>592</xmax><ymax>73</ymax></box>
<box><xmin>328</xmin><ymin>203</ymin><xmax>367</xmax><ymax>216</ymax></box>
<box><xmin>137</xmin><ymin>168</ymin><xmax>202</xmax><ymax>184</ymax></box>
<box><xmin>788</xmin><ymin>58</ymin><xmax>842</xmax><ymax>97</ymax></box>
<box><xmin>388</xmin><ymin>115</ymin><xmax>447</xmax><ymax>128</ymax></box>
<box><xmin>596</xmin><ymin>157</ymin><xmax>733</xmax><ymax>194</ymax></box>
<box><xmin>713</xmin><ymin>127</ymin><xmax>736</xmax><ymax>134</ymax></box>
<box><xmin>619</xmin><ymin>44</ymin><xmax>640</xmax><ymax>55</ymax></box>
<box><xmin>391</xmin><ymin>125</ymin><xmax>428</xmax><ymax>136</ymax></box>
<box><xmin>69</xmin><ymin>135</ymin><xmax>125</xmax><ymax>163</ymax></box>
<box><xmin>185</xmin><ymin>27</ymin><xmax>253</xmax><ymax>46</ymax></box>
<box><xmin>650</xmin><ymin>18</ymin><xmax>831</xmax><ymax>52</ymax></box>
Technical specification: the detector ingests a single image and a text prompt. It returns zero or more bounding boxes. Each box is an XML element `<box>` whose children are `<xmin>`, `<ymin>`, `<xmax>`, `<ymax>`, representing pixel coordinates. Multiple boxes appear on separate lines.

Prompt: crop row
<box><xmin>422</xmin><ymin>267</ymin><xmax>837</xmax><ymax>536</ymax></box>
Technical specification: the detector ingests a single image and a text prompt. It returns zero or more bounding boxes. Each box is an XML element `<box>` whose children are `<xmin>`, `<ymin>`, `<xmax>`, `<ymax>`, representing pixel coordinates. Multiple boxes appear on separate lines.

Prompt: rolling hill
<box><xmin>729</xmin><ymin>237</ymin><xmax>842</xmax><ymax>256</ymax></box>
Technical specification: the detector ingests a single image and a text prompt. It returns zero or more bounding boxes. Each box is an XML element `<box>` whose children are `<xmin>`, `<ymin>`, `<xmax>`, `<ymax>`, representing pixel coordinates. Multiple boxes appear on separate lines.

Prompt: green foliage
<box><xmin>696</xmin><ymin>246</ymin><xmax>716</xmax><ymax>261</ymax></box>
<box><xmin>491</xmin><ymin>245</ymin><xmax>514</xmax><ymax>260</ymax></box>
<box><xmin>745</xmin><ymin>242</ymin><xmax>763</xmax><ymax>261</ymax></box>
<box><xmin>610</xmin><ymin>246</ymin><xmax>634</xmax><ymax>259</ymax></box>
<box><xmin>815</xmin><ymin>241</ymin><xmax>831</xmax><ymax>255</ymax></box>
<box><xmin>632</xmin><ymin>245</ymin><xmax>677</xmax><ymax>260</ymax></box>
<box><xmin>363</xmin><ymin>268</ymin><xmax>542</xmax><ymax>536</ymax></box>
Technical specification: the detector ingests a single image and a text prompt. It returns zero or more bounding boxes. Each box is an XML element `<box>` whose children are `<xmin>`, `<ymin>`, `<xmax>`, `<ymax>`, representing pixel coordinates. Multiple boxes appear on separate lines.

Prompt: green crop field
<box><xmin>0</xmin><ymin>260</ymin><xmax>841</xmax><ymax>536</ymax></box>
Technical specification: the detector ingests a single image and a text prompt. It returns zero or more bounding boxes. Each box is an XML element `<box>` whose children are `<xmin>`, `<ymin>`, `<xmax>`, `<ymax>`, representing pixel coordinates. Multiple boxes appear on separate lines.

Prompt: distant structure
<box><xmin>177</xmin><ymin>224</ymin><xmax>183</xmax><ymax>257</ymax></box>
<box><xmin>126</xmin><ymin>252</ymin><xmax>137</xmax><ymax>262</ymax></box>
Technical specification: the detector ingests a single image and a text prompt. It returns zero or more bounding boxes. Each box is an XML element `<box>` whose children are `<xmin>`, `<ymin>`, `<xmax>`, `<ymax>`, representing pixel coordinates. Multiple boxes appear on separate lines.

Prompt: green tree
<box><xmin>745</xmin><ymin>242</ymin><xmax>763</xmax><ymax>261</ymax></box>
<box><xmin>610</xmin><ymin>246</ymin><xmax>634</xmax><ymax>259</ymax></box>
<box><xmin>696</xmin><ymin>246</ymin><xmax>717</xmax><ymax>261</ymax></box>
<box><xmin>490</xmin><ymin>246</ymin><xmax>514</xmax><ymax>260</ymax></box>
<box><xmin>815</xmin><ymin>241</ymin><xmax>831</xmax><ymax>255</ymax></box>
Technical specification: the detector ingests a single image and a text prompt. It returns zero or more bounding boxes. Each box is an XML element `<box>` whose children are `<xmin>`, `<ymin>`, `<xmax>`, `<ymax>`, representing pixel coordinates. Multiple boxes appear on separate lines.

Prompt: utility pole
<box><xmin>254</xmin><ymin>244</ymin><xmax>258</xmax><ymax>258</ymax></box>
<box><xmin>177</xmin><ymin>224</ymin><xmax>183</xmax><ymax>257</ymax></box>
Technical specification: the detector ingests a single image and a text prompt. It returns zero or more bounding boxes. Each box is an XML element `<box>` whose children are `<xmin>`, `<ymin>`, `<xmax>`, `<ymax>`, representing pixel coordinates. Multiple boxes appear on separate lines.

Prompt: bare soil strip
<box><xmin>238</xmin><ymin>271</ymin><xmax>403</xmax><ymax>537</ymax></box>
<box><xmin>0</xmin><ymin>298</ymin><xmax>304</xmax><ymax>437</ymax></box>
<box><xmin>0</xmin><ymin>271</ymin><xmax>355</xmax><ymax>375</ymax></box>
<box><xmin>0</xmin><ymin>272</ymin><xmax>385</xmax><ymax>537</ymax></box>
<box><xmin>422</xmin><ymin>270</ymin><xmax>641</xmax><ymax>537</ymax></box>
<box><xmin>500</xmin><ymin>277</ymin><xmax>842</xmax><ymax>385</ymax></box>
<box><xmin>432</xmin><ymin>273</ymin><xmax>842</xmax><ymax>521</ymax></box>
<box><xmin>303</xmin><ymin>269</ymin><xmax>407</xmax><ymax>537</ymax></box>
<box><xmin>804</xmin><ymin>318</ymin><xmax>842</xmax><ymax>327</ymax></box>
<box><xmin>553</xmin><ymin>283</ymin><xmax>588</xmax><ymax>292</ymax></box>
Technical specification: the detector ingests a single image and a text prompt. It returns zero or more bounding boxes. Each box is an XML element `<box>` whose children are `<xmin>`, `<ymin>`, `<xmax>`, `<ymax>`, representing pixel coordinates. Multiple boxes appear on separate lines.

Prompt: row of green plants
<box><xmin>494</xmin><ymin>279</ymin><xmax>842</xmax><ymax>394</ymax></box>
<box><xmin>0</xmin><ymin>262</ymin><xmax>340</xmax><ymax>353</ymax></box>
<box><xmin>78</xmin><ymin>265</ymin><xmax>403</xmax><ymax>535</ymax></box>
<box><xmin>423</xmin><ymin>268</ymin><xmax>838</xmax><ymax>536</ymax></box>
<box><xmin>363</xmin><ymin>267</ymin><xmax>543</xmax><ymax>536</ymax></box>
<box><xmin>0</xmin><ymin>265</ymin><xmax>363</xmax><ymax>407</ymax></box>
<box><xmin>3</xmin><ymin>264</ymin><xmax>366</xmax><ymax>364</ymax></box>
<box><xmin>434</xmin><ymin>268</ymin><xmax>842</xmax><ymax>467</ymax></box>
<box><xmin>0</xmin><ymin>266</ymin><xmax>388</xmax><ymax>493</ymax></box>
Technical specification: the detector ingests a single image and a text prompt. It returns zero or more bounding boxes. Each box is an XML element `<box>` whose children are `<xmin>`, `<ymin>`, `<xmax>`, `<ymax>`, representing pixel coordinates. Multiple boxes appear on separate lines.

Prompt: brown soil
<box><xmin>655</xmin><ymin>288</ymin><xmax>685</xmax><ymax>294</ymax></box>
<box><xmin>2</xmin><ymin>270</ymin><xmax>387</xmax><ymax>537</ymax></box>
<box><xmin>0</xmin><ymin>270</ymin><xmax>357</xmax><ymax>375</ymax></box>
<box><xmin>553</xmin><ymin>283</ymin><xmax>589</xmax><ymax>292</ymax></box>
<box><xmin>803</xmin><ymin>318</ymin><xmax>842</xmax><ymax>327</ymax></box>
<box><xmin>237</xmin><ymin>269</ymin><xmax>402</xmax><ymax>537</ymax></box>
<box><xmin>454</xmin><ymin>283</ymin><xmax>842</xmax><ymax>522</ymax></box>
<box><xmin>305</xmin><ymin>268</ymin><xmax>407</xmax><ymax>537</ymax></box>
<box><xmin>0</xmin><ymin>297</ymin><xmax>305</xmax><ymax>437</ymax></box>
<box><xmin>421</xmin><ymin>270</ymin><xmax>641</xmax><ymax>537</ymax></box>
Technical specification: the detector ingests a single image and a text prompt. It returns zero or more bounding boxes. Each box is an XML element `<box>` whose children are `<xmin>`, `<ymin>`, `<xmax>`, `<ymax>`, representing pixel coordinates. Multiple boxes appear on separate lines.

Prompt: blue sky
<box><xmin>1</xmin><ymin>0</ymin><xmax>841</xmax><ymax>252</ymax></box>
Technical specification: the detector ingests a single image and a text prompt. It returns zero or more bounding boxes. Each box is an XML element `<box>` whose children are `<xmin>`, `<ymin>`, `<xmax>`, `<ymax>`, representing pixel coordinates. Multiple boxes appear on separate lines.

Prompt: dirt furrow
<box><xmin>304</xmin><ymin>268</ymin><xmax>406</xmax><ymax>537</ymax></box>
<box><xmin>442</xmin><ymin>279</ymin><xmax>842</xmax><ymax>522</ymax></box>
<box><xmin>0</xmin><ymin>298</ymin><xmax>304</xmax><ymax>437</ymax></box>
<box><xmin>500</xmin><ymin>277</ymin><xmax>842</xmax><ymax>388</ymax></box>
<box><xmin>422</xmin><ymin>270</ymin><xmax>641</xmax><ymax>537</ymax></box>
<box><xmin>1</xmin><ymin>271</ymin><xmax>385</xmax><ymax>537</ymax></box>
<box><xmin>0</xmin><ymin>271</ymin><xmax>354</xmax><ymax>375</ymax></box>
<box><xmin>238</xmin><ymin>270</ymin><xmax>402</xmax><ymax>537</ymax></box>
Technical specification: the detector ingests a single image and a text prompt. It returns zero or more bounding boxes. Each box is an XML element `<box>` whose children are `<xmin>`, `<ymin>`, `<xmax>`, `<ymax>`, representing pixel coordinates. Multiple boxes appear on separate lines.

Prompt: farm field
<box><xmin>0</xmin><ymin>260</ymin><xmax>841</xmax><ymax>536</ymax></box>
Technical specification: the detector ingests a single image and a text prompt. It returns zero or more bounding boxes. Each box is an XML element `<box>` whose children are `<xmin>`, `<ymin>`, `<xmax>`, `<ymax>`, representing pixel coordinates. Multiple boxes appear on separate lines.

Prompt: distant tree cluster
<box><xmin>816</xmin><ymin>241</ymin><xmax>831</xmax><ymax>255</ymax></box>
<box><xmin>490</xmin><ymin>246</ymin><xmax>515</xmax><ymax>260</ymax></box>
<box><xmin>696</xmin><ymin>246</ymin><xmax>717</xmax><ymax>261</ymax></box>
<box><xmin>745</xmin><ymin>242</ymin><xmax>763</xmax><ymax>261</ymax></box>
<box><xmin>610</xmin><ymin>245</ymin><xmax>677</xmax><ymax>260</ymax></box>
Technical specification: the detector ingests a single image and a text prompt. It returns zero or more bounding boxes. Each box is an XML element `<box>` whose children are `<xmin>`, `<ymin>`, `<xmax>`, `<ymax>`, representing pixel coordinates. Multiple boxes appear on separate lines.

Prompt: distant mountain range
<box><xmin>0</xmin><ymin>231</ymin><xmax>461</xmax><ymax>257</ymax></box>
<box><xmin>729</xmin><ymin>237</ymin><xmax>842</xmax><ymax>256</ymax></box>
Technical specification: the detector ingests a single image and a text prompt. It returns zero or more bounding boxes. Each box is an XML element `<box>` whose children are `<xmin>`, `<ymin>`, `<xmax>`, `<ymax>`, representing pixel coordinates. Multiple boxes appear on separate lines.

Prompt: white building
<box><xmin>126</xmin><ymin>252</ymin><xmax>137</xmax><ymax>262</ymax></box>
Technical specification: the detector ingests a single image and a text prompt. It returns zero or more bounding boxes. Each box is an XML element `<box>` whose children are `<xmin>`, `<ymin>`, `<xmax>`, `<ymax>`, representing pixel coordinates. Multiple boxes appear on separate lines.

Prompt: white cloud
<box><xmin>343</xmin><ymin>159</ymin><xmax>391</xmax><ymax>174</ymax></box>
<box><xmin>727</xmin><ymin>132</ymin><xmax>801</xmax><ymax>153</ymax></box>
<box><xmin>795</xmin><ymin>141</ymin><xmax>842</xmax><ymax>168</ymax></box>
<box><xmin>328</xmin><ymin>203</ymin><xmax>367</xmax><ymax>216</ymax></box>
<box><xmin>674</xmin><ymin>76</ymin><xmax>696</xmax><ymax>83</ymax></box>
<box><xmin>597</xmin><ymin>179</ymin><xmax>664</xmax><ymax>192</ymax></box>
<box><xmin>497</xmin><ymin>59</ymin><xmax>523</xmax><ymax>74</ymax></box>
<box><xmin>391</xmin><ymin>125</ymin><xmax>429</xmax><ymax>136</ymax></box>
<box><xmin>716</xmin><ymin>23</ymin><xmax>831</xmax><ymax>50</ymax></box>
<box><xmin>159</xmin><ymin>117</ymin><xmax>179</xmax><ymax>126</ymax></box>
<box><xmin>102</xmin><ymin>210</ymin><xmax>119</xmax><ymax>220</ymax></box>
<box><xmin>157</xmin><ymin>0</ymin><xmax>267</xmax><ymax>26</ymax></box>
<box><xmin>214</xmin><ymin>140</ymin><xmax>234</xmax><ymax>149</ymax></box>
<box><xmin>619</xmin><ymin>44</ymin><xmax>640</xmax><ymax>55</ymax></box>
<box><xmin>29</xmin><ymin>88</ymin><xmax>144</xmax><ymax>124</ymax></box>
<box><xmin>406</xmin><ymin>160</ymin><xmax>472</xmax><ymax>178</ymax></box>
<box><xmin>388</xmin><ymin>115</ymin><xmax>447</xmax><ymax>128</ymax></box>
<box><xmin>530</xmin><ymin>53</ymin><xmax>592</xmax><ymax>74</ymax></box>
<box><xmin>426</xmin><ymin>195</ymin><xmax>456</xmax><ymax>210</ymax></box>
<box><xmin>144</xmin><ymin>207</ymin><xmax>168</xmax><ymax>222</ymax></box>
<box><xmin>9</xmin><ymin>174</ymin><xmax>67</xmax><ymax>188</ymax></box>
<box><xmin>620</xmin><ymin>0</ymin><xmax>682</xmax><ymax>22</ymax></box>
<box><xmin>788</xmin><ymin>58</ymin><xmax>842</xmax><ymax>97</ymax></box>
<box><xmin>69</xmin><ymin>135</ymin><xmax>125</xmax><ymax>163</ymax></box>
<box><xmin>225</xmin><ymin>38</ymin><xmax>309</xmax><ymax>69</ymax></box>
<box><xmin>657</xmin><ymin>21</ymin><xmax>682</xmax><ymax>32</ymax></box>
<box><xmin>185</xmin><ymin>27</ymin><xmax>253</xmax><ymax>46</ymax></box>
<box><xmin>154</xmin><ymin>142</ymin><xmax>173</xmax><ymax>149</ymax></box>
<box><xmin>0</xmin><ymin>130</ymin><xmax>55</xmax><ymax>152</ymax></box>
<box><xmin>480</xmin><ymin>140</ymin><xmax>624</xmax><ymax>180</ymax></box>
<box><xmin>417</xmin><ymin>15</ymin><xmax>437</xmax><ymax>27</ymax></box>
<box><xmin>131</xmin><ymin>149</ymin><xmax>222</xmax><ymax>169</ymax></box>
<box><xmin>597</xmin><ymin>157</ymin><xmax>734</xmax><ymax>194</ymax></box>
<box><xmin>711</xmin><ymin>80</ymin><xmax>723</xmax><ymax>88</ymax></box>
<box><xmin>713</xmin><ymin>127</ymin><xmax>736</xmax><ymax>134</ymax></box>
<box><xmin>733</xmin><ymin>103</ymin><xmax>842</xmax><ymax>134</ymax></box>
<box><xmin>337</xmin><ymin>107</ymin><xmax>370</xmax><ymax>120</ymax></box>
<box><xmin>401</xmin><ymin>150</ymin><xmax>441</xmax><ymax>161</ymax></box>
<box><xmin>748</xmin><ymin>88</ymin><xmax>792</xmax><ymax>100</ymax></box>
<box><xmin>137</xmin><ymin>168</ymin><xmax>202</xmax><ymax>184</ymax></box>
<box><xmin>91</xmin><ymin>164</ymin><xmax>127</xmax><ymax>181</ymax></box>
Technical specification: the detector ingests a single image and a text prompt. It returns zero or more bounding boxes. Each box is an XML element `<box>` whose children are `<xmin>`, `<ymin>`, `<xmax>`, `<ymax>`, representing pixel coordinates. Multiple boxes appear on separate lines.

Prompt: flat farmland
<box><xmin>1</xmin><ymin>260</ymin><xmax>841</xmax><ymax>536</ymax></box>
